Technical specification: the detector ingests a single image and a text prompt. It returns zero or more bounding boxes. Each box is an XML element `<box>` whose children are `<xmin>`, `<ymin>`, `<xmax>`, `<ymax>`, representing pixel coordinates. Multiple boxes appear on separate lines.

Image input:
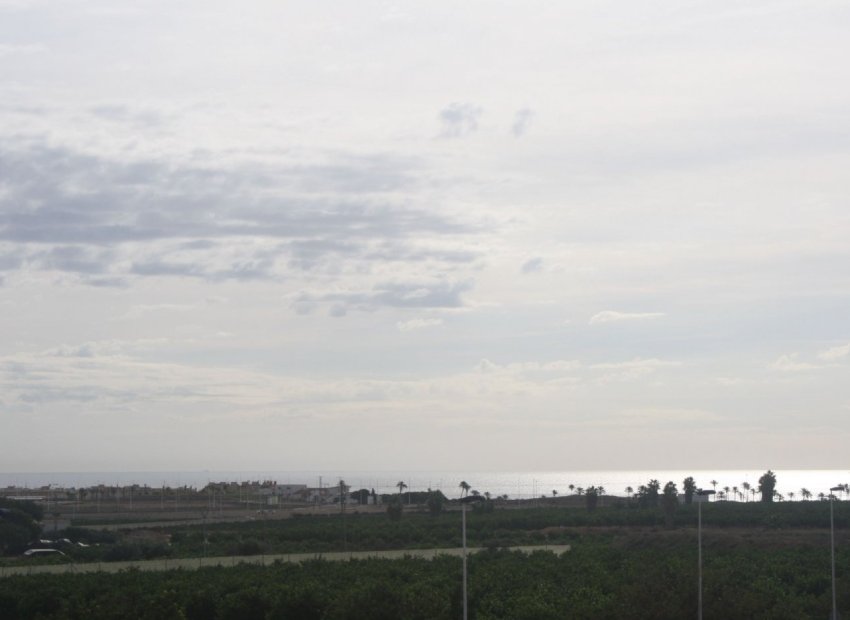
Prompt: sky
<box><xmin>1</xmin><ymin>0</ymin><xmax>849</xmax><ymax>473</ymax></box>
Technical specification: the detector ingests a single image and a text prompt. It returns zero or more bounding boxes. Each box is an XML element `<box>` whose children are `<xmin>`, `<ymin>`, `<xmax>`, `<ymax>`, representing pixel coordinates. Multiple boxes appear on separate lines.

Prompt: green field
<box><xmin>2</xmin><ymin>498</ymin><xmax>849</xmax><ymax>618</ymax></box>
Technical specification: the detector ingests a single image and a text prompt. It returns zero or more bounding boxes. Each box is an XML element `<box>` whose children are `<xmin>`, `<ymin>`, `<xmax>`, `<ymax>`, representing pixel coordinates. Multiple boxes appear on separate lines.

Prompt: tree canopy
<box><xmin>758</xmin><ymin>471</ymin><xmax>777</xmax><ymax>503</ymax></box>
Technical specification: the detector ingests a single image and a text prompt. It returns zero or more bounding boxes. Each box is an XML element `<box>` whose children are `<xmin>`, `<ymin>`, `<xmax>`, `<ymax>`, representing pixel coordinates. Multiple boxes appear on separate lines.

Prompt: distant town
<box><xmin>0</xmin><ymin>479</ymin><xmax>393</xmax><ymax>528</ymax></box>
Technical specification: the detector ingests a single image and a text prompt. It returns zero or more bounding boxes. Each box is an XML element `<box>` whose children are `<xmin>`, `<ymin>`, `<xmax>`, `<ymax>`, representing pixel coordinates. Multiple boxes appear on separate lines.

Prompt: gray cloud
<box><xmin>89</xmin><ymin>104</ymin><xmax>166</xmax><ymax>128</ymax></box>
<box><xmin>364</xmin><ymin>242</ymin><xmax>478</xmax><ymax>264</ymax></box>
<box><xmin>0</xmin><ymin>140</ymin><xmax>482</xmax><ymax>281</ymax></box>
<box><xmin>0</xmin><ymin>141</ymin><xmax>466</xmax><ymax>244</ymax></box>
<box><xmin>0</xmin><ymin>252</ymin><xmax>22</xmax><ymax>271</ymax></box>
<box><xmin>438</xmin><ymin>103</ymin><xmax>482</xmax><ymax>138</ymax></box>
<box><xmin>521</xmin><ymin>257</ymin><xmax>543</xmax><ymax>273</ymax></box>
<box><xmin>0</xmin><ymin>43</ymin><xmax>46</xmax><ymax>57</ymax></box>
<box><xmin>33</xmin><ymin>245</ymin><xmax>113</xmax><ymax>274</ymax></box>
<box><xmin>368</xmin><ymin>280</ymin><xmax>472</xmax><ymax>308</ymax></box>
<box><xmin>82</xmin><ymin>276</ymin><xmax>127</xmax><ymax>288</ymax></box>
<box><xmin>511</xmin><ymin>107</ymin><xmax>534</xmax><ymax>138</ymax></box>
<box><xmin>296</xmin><ymin>279</ymin><xmax>473</xmax><ymax>315</ymax></box>
<box><xmin>589</xmin><ymin>311</ymin><xmax>666</xmax><ymax>325</ymax></box>
<box><xmin>131</xmin><ymin>256</ymin><xmax>275</xmax><ymax>282</ymax></box>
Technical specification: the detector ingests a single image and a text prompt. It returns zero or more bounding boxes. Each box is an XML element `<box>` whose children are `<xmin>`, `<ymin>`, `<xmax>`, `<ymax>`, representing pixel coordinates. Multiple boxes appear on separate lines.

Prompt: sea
<box><xmin>1</xmin><ymin>470</ymin><xmax>847</xmax><ymax>500</ymax></box>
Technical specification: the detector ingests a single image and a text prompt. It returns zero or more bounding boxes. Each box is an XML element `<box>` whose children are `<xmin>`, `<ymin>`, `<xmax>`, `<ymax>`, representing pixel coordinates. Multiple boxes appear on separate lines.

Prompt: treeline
<box><xmin>2</xmin><ymin>541</ymin><xmax>849</xmax><ymax>619</ymax></box>
<box><xmin>0</xmin><ymin>499</ymin><xmax>43</xmax><ymax>555</ymax></box>
<box><xmin>18</xmin><ymin>499</ymin><xmax>848</xmax><ymax>564</ymax></box>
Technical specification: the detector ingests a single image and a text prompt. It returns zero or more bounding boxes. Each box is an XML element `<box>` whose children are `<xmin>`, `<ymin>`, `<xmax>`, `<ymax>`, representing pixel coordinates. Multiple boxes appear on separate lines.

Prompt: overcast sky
<box><xmin>1</xmin><ymin>0</ymin><xmax>849</xmax><ymax>473</ymax></box>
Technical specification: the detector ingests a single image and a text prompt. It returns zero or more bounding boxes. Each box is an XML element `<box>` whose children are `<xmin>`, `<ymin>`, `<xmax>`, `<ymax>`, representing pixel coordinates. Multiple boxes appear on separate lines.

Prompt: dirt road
<box><xmin>0</xmin><ymin>545</ymin><xmax>570</xmax><ymax>578</ymax></box>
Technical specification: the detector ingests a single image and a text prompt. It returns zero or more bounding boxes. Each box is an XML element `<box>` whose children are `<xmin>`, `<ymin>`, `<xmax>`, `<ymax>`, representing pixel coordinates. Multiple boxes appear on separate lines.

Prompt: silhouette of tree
<box><xmin>742</xmin><ymin>482</ymin><xmax>751</xmax><ymax>502</ymax></box>
<box><xmin>758</xmin><ymin>470</ymin><xmax>777</xmax><ymax>503</ymax></box>
<box><xmin>801</xmin><ymin>488</ymin><xmax>812</xmax><ymax>501</ymax></box>
<box><xmin>459</xmin><ymin>481</ymin><xmax>470</xmax><ymax>498</ymax></box>
<box><xmin>395</xmin><ymin>481</ymin><xmax>407</xmax><ymax>510</ymax></box>
<box><xmin>710</xmin><ymin>479</ymin><xmax>718</xmax><ymax>501</ymax></box>
<box><xmin>682</xmin><ymin>477</ymin><xmax>696</xmax><ymax>505</ymax></box>
<box><xmin>585</xmin><ymin>486</ymin><xmax>599</xmax><ymax>511</ymax></box>
<box><xmin>647</xmin><ymin>480</ymin><xmax>661</xmax><ymax>506</ymax></box>
<box><xmin>661</xmin><ymin>481</ymin><xmax>678</xmax><ymax>526</ymax></box>
<box><xmin>426</xmin><ymin>490</ymin><xmax>444</xmax><ymax>516</ymax></box>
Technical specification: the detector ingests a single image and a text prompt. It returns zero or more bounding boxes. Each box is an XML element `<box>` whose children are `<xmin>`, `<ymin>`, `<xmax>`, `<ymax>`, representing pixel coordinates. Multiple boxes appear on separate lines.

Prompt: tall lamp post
<box><xmin>697</xmin><ymin>489</ymin><xmax>715</xmax><ymax>620</ymax></box>
<box><xmin>461</xmin><ymin>494</ymin><xmax>484</xmax><ymax>620</ymax></box>
<box><xmin>831</xmin><ymin>485</ymin><xmax>843</xmax><ymax>620</ymax></box>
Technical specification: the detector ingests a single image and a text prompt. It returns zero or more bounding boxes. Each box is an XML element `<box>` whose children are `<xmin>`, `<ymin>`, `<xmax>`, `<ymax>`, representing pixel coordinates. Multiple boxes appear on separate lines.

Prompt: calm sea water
<box><xmin>1</xmin><ymin>470</ymin><xmax>847</xmax><ymax>499</ymax></box>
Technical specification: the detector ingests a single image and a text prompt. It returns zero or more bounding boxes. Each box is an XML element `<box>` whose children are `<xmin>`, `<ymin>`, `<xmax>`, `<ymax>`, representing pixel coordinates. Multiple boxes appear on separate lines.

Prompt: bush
<box><xmin>386</xmin><ymin>500</ymin><xmax>403</xmax><ymax>521</ymax></box>
<box><xmin>231</xmin><ymin>539</ymin><xmax>263</xmax><ymax>556</ymax></box>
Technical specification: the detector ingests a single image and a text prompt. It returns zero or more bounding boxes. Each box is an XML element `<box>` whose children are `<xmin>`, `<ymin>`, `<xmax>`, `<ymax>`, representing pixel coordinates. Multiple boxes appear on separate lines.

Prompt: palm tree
<box><xmin>732</xmin><ymin>486</ymin><xmax>739</xmax><ymax>502</ymax></box>
<box><xmin>788</xmin><ymin>491</ymin><xmax>795</xmax><ymax>501</ymax></box>
<box><xmin>484</xmin><ymin>491</ymin><xmax>491</xmax><ymax>501</ymax></box>
<box><xmin>552</xmin><ymin>490</ymin><xmax>558</xmax><ymax>498</ymax></box>
<box><xmin>742</xmin><ymin>482</ymin><xmax>751</xmax><ymax>502</ymax></box>
<box><xmin>568</xmin><ymin>484</ymin><xmax>575</xmax><ymax>495</ymax></box>
<box><xmin>576</xmin><ymin>487</ymin><xmax>584</xmax><ymax>496</ymax></box>
<box><xmin>625</xmin><ymin>486</ymin><xmax>634</xmax><ymax>501</ymax></box>
<box><xmin>818</xmin><ymin>492</ymin><xmax>826</xmax><ymax>501</ymax></box>
<box><xmin>459</xmin><ymin>481</ymin><xmax>470</xmax><ymax>498</ymax></box>
<box><xmin>717</xmin><ymin>490</ymin><xmax>726</xmax><ymax>501</ymax></box>
<box><xmin>396</xmin><ymin>480</ymin><xmax>407</xmax><ymax>501</ymax></box>
<box><xmin>723</xmin><ymin>486</ymin><xmax>731</xmax><ymax>501</ymax></box>
<box><xmin>710</xmin><ymin>480</ymin><xmax>718</xmax><ymax>501</ymax></box>
<box><xmin>801</xmin><ymin>488</ymin><xmax>812</xmax><ymax>501</ymax></box>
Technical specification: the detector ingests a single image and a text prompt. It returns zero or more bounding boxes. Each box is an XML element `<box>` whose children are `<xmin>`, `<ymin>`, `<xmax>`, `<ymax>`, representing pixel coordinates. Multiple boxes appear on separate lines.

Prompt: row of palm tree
<box><xmin>400</xmin><ymin>479</ymin><xmax>850</xmax><ymax>504</ymax></box>
<box><xmin>708</xmin><ymin>481</ymin><xmax>849</xmax><ymax>502</ymax></box>
<box><xmin>565</xmin><ymin>484</ymin><xmax>606</xmax><ymax>497</ymax></box>
<box><xmin>670</xmin><ymin>479</ymin><xmax>849</xmax><ymax>502</ymax></box>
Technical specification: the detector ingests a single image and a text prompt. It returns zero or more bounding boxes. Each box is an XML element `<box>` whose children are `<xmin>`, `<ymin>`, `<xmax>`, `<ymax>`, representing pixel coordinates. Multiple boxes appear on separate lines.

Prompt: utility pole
<box><xmin>697</xmin><ymin>489</ymin><xmax>715</xmax><ymax>620</ymax></box>
<box><xmin>461</xmin><ymin>494</ymin><xmax>484</xmax><ymax>620</ymax></box>
<box><xmin>831</xmin><ymin>485</ymin><xmax>843</xmax><ymax>620</ymax></box>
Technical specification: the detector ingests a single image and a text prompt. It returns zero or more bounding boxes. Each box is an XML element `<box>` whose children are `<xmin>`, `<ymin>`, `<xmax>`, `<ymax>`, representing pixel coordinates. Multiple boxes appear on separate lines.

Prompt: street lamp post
<box><xmin>831</xmin><ymin>485</ymin><xmax>844</xmax><ymax>620</ymax></box>
<box><xmin>461</xmin><ymin>494</ymin><xmax>484</xmax><ymax>620</ymax></box>
<box><xmin>697</xmin><ymin>489</ymin><xmax>715</xmax><ymax>620</ymax></box>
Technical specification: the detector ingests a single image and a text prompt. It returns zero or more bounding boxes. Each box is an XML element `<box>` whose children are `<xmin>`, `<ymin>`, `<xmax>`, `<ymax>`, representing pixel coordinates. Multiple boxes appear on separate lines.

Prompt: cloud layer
<box><xmin>2</xmin><ymin>0</ymin><xmax>849</xmax><ymax>471</ymax></box>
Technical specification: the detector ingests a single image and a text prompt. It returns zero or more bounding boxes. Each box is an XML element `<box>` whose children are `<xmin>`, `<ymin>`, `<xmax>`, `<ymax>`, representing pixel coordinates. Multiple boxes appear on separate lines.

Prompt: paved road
<box><xmin>0</xmin><ymin>545</ymin><xmax>570</xmax><ymax>578</ymax></box>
